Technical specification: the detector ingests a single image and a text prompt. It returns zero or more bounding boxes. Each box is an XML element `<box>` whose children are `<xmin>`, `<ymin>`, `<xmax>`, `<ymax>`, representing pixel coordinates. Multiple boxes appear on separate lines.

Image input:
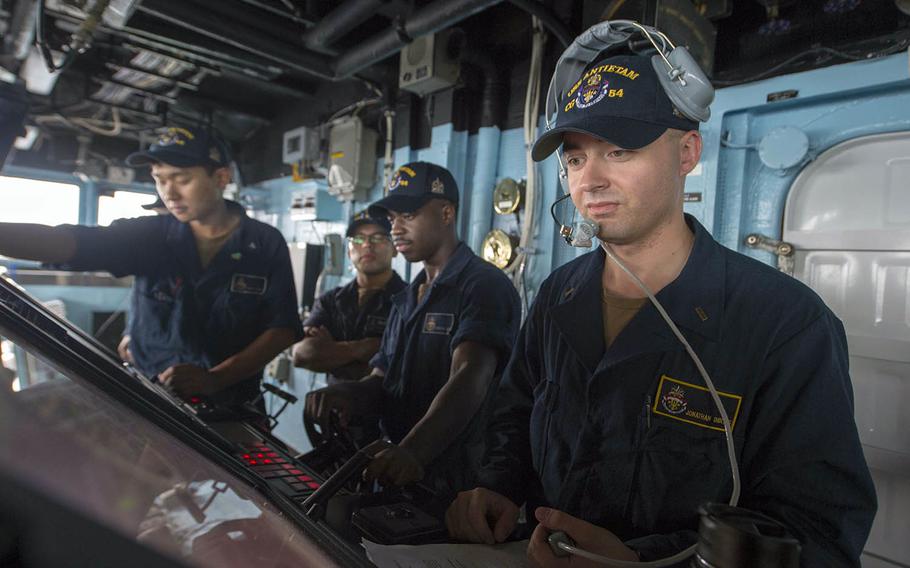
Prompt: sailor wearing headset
<box><xmin>446</xmin><ymin>22</ymin><xmax>876</xmax><ymax>568</ymax></box>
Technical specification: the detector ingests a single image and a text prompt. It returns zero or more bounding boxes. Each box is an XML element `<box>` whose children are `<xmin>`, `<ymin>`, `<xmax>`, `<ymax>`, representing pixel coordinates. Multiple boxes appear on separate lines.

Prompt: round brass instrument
<box><xmin>492</xmin><ymin>178</ymin><xmax>523</xmax><ymax>215</ymax></box>
<box><xmin>481</xmin><ymin>229</ymin><xmax>517</xmax><ymax>269</ymax></box>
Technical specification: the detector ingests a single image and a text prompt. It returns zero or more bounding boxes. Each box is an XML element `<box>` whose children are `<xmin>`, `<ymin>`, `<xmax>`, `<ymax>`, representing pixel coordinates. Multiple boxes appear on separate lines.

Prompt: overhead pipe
<box><xmin>48</xmin><ymin>10</ymin><xmax>287</xmax><ymax>81</ymax></box>
<box><xmin>186</xmin><ymin>0</ymin><xmax>312</xmax><ymax>50</ymax></box>
<box><xmin>506</xmin><ymin>0</ymin><xmax>572</xmax><ymax>47</ymax></box>
<box><xmin>57</xmin><ymin>0</ymin><xmax>510</xmax><ymax>89</ymax></box>
<box><xmin>461</xmin><ymin>50</ymin><xmax>507</xmax><ymax>129</ymax></box>
<box><xmin>136</xmin><ymin>0</ymin><xmax>335</xmax><ymax>79</ymax></box>
<box><xmin>334</xmin><ymin>0</ymin><xmax>504</xmax><ymax>78</ymax></box>
<box><xmin>302</xmin><ymin>0</ymin><xmax>389</xmax><ymax>53</ymax></box>
<box><xmin>3</xmin><ymin>0</ymin><xmax>39</xmax><ymax>61</ymax></box>
<box><xmin>462</xmin><ymin>49</ymin><xmax>507</xmax><ymax>255</ymax></box>
<box><xmin>235</xmin><ymin>0</ymin><xmax>315</xmax><ymax>26</ymax></box>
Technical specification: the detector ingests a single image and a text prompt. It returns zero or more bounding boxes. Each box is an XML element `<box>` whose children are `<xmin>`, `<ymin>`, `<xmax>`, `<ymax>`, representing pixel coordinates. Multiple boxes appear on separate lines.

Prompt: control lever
<box><xmin>261</xmin><ymin>382</ymin><xmax>297</xmax><ymax>420</ymax></box>
<box><xmin>302</xmin><ymin>438</ymin><xmax>391</xmax><ymax>521</ymax></box>
<box><xmin>248</xmin><ymin>382</ymin><xmax>299</xmax><ymax>429</ymax></box>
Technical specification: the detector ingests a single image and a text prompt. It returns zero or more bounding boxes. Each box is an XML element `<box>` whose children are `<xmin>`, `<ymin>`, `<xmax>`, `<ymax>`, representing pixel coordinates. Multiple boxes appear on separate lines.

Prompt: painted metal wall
<box><xmin>6</xmin><ymin>51</ymin><xmax>908</xmax><ymax>466</ymax></box>
<box><xmin>692</xmin><ymin>51</ymin><xmax>910</xmax><ymax>263</ymax></box>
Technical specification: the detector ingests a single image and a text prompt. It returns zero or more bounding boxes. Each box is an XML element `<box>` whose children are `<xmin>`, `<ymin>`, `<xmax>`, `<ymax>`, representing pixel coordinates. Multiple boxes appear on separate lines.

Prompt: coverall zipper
<box><xmin>623</xmin><ymin>395</ymin><xmax>652</xmax><ymax>518</ymax></box>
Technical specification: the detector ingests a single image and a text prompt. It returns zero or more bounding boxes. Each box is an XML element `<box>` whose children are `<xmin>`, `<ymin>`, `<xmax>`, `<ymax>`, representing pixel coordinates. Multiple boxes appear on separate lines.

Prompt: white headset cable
<box><xmin>550</xmin><ymin>242</ymin><xmax>741</xmax><ymax>567</ymax></box>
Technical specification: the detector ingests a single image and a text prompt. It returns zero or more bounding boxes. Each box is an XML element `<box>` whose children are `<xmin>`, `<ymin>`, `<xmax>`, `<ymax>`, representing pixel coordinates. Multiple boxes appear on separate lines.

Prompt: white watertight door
<box><xmin>784</xmin><ymin>131</ymin><xmax>910</xmax><ymax>568</ymax></box>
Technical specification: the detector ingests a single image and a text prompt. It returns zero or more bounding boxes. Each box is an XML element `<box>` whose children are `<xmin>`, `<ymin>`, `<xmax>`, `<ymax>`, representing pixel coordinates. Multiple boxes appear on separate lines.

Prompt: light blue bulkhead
<box><xmin>262</xmin><ymin>51</ymin><xmax>910</xmax><ymax>452</ymax></box>
<box><xmin>695</xmin><ymin>51</ymin><xmax>910</xmax><ymax>264</ymax></box>
<box><xmin>262</xmin><ymin>50</ymin><xmax>910</xmax><ymax>293</ymax></box>
<box><xmin>3</xmin><ymin>52</ymin><xmax>908</xmax><ymax>453</ymax></box>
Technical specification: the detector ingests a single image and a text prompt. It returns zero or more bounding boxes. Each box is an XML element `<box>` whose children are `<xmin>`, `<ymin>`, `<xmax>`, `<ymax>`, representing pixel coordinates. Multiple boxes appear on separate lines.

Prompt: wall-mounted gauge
<box><xmin>493</xmin><ymin>178</ymin><xmax>524</xmax><ymax>215</ymax></box>
<box><xmin>481</xmin><ymin>229</ymin><xmax>517</xmax><ymax>269</ymax></box>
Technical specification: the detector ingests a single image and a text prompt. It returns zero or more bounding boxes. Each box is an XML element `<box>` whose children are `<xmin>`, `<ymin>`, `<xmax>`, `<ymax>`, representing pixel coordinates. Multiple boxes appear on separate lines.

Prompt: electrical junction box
<box><xmin>288</xmin><ymin>182</ymin><xmax>342</xmax><ymax>221</ymax></box>
<box><xmin>327</xmin><ymin>116</ymin><xmax>377</xmax><ymax>202</ymax></box>
<box><xmin>283</xmin><ymin>125</ymin><xmax>321</xmax><ymax>165</ymax></box>
<box><xmin>399</xmin><ymin>30</ymin><xmax>460</xmax><ymax>96</ymax></box>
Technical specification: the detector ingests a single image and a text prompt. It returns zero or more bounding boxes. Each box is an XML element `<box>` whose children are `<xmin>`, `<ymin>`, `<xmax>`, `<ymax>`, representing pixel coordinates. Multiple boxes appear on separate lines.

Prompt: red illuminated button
<box><xmin>306</xmin><ymin>481</ymin><xmax>320</xmax><ymax>489</ymax></box>
<box><xmin>281</xmin><ymin>464</ymin><xmax>294</xmax><ymax>470</ymax></box>
<box><xmin>296</xmin><ymin>475</ymin><xmax>312</xmax><ymax>482</ymax></box>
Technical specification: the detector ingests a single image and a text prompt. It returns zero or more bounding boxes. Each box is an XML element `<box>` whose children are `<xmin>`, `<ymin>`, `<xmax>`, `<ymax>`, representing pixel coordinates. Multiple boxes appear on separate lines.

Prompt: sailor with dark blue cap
<box><xmin>446</xmin><ymin>49</ymin><xmax>875</xmax><ymax>567</ymax></box>
<box><xmin>305</xmin><ymin>161</ymin><xmax>521</xmax><ymax>500</ymax></box>
<box><xmin>293</xmin><ymin>210</ymin><xmax>406</xmax><ymax>386</ymax></box>
<box><xmin>0</xmin><ymin>125</ymin><xmax>304</xmax><ymax>417</ymax></box>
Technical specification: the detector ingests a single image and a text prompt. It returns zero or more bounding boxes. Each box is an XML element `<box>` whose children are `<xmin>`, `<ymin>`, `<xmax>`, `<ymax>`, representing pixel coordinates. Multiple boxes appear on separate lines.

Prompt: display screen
<box><xmin>0</xmin><ymin>276</ymin><xmax>348</xmax><ymax>567</ymax></box>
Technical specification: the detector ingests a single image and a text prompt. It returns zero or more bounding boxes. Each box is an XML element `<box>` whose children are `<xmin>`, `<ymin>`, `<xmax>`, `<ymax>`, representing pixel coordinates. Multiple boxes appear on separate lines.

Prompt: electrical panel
<box><xmin>288</xmin><ymin>184</ymin><xmax>342</xmax><ymax>222</ymax></box>
<box><xmin>327</xmin><ymin>117</ymin><xmax>377</xmax><ymax>202</ymax></box>
<box><xmin>399</xmin><ymin>30</ymin><xmax>460</xmax><ymax>96</ymax></box>
<box><xmin>282</xmin><ymin>126</ymin><xmax>320</xmax><ymax>165</ymax></box>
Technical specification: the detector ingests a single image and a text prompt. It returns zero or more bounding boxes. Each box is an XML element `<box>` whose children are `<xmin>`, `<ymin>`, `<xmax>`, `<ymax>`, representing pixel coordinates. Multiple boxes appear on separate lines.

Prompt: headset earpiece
<box><xmin>545</xmin><ymin>19</ymin><xmax>714</xmax><ymax>248</ymax></box>
<box><xmin>651</xmin><ymin>47</ymin><xmax>714</xmax><ymax>122</ymax></box>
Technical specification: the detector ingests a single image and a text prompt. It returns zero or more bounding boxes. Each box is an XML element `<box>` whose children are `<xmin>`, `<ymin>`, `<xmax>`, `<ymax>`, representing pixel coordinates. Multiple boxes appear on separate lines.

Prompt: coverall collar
<box><xmin>551</xmin><ymin>214</ymin><xmax>726</xmax><ymax>374</ymax></box>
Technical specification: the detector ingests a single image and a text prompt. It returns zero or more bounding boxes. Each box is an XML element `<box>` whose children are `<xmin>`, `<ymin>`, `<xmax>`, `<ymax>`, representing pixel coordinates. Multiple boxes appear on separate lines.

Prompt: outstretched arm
<box><xmin>0</xmin><ymin>223</ymin><xmax>76</xmax><ymax>263</ymax></box>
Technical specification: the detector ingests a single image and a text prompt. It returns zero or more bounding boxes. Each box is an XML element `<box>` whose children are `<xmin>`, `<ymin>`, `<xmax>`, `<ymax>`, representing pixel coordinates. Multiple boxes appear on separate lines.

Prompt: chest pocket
<box><xmin>632</xmin><ymin>419</ymin><xmax>731</xmax><ymax>529</ymax></box>
<box><xmin>136</xmin><ymin>279</ymin><xmax>180</xmax><ymax>338</ymax></box>
<box><xmin>224</xmin><ymin>291</ymin><xmax>263</xmax><ymax>330</ymax></box>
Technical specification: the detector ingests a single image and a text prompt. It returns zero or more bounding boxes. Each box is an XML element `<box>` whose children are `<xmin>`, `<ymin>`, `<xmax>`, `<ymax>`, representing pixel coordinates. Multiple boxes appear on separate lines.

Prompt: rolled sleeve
<box><xmin>303</xmin><ymin>290</ymin><xmax>333</xmax><ymax>329</ymax></box>
<box><xmin>451</xmin><ymin>270</ymin><xmax>520</xmax><ymax>362</ymax></box>
<box><xmin>50</xmin><ymin>217</ymin><xmax>163</xmax><ymax>277</ymax></box>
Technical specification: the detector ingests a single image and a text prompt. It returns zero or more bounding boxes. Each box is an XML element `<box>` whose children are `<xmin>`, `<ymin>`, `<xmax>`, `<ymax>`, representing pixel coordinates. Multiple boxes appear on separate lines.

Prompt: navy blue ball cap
<box><xmin>126</xmin><ymin>126</ymin><xmax>231</xmax><ymax>169</ymax></box>
<box><xmin>141</xmin><ymin>196</ymin><xmax>166</xmax><ymax>210</ymax></box>
<box><xmin>532</xmin><ymin>54</ymin><xmax>698</xmax><ymax>161</ymax></box>
<box><xmin>368</xmin><ymin>162</ymin><xmax>459</xmax><ymax>217</ymax></box>
<box><xmin>346</xmin><ymin>210</ymin><xmax>392</xmax><ymax>237</ymax></box>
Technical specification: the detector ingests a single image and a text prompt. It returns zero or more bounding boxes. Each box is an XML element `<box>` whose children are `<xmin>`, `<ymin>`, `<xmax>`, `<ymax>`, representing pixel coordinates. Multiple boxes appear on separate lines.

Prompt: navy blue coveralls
<box><xmin>476</xmin><ymin>215</ymin><xmax>876</xmax><ymax>567</ymax></box>
<box><xmin>304</xmin><ymin>273</ymin><xmax>406</xmax><ymax>384</ymax></box>
<box><xmin>57</xmin><ymin>200</ymin><xmax>304</xmax><ymax>408</ymax></box>
<box><xmin>370</xmin><ymin>242</ymin><xmax>521</xmax><ymax>497</ymax></box>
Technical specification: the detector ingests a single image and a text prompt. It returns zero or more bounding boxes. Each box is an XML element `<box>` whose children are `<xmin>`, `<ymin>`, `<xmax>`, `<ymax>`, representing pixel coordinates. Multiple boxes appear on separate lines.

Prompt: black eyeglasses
<box><xmin>347</xmin><ymin>234</ymin><xmax>391</xmax><ymax>246</ymax></box>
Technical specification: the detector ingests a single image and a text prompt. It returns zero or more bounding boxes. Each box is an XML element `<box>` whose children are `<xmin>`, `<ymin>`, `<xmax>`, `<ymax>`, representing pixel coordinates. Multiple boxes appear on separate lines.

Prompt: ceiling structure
<box><xmin>1</xmin><ymin>0</ymin><xmax>908</xmax><ymax>184</ymax></box>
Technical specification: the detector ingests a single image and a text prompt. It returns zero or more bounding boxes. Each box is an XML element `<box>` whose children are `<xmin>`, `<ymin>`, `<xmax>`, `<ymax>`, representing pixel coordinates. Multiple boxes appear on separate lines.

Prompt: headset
<box><xmin>540</xmin><ymin>22</ymin><xmax>741</xmax><ymax>568</ymax></box>
<box><xmin>545</xmin><ymin>20</ymin><xmax>715</xmax><ymax>247</ymax></box>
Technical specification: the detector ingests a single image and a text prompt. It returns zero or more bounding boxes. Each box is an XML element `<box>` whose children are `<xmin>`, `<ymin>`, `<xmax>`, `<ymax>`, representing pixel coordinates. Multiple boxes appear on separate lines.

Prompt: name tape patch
<box><xmin>230</xmin><ymin>274</ymin><xmax>268</xmax><ymax>295</ymax></box>
<box><xmin>652</xmin><ymin>375</ymin><xmax>742</xmax><ymax>432</ymax></box>
<box><xmin>423</xmin><ymin>312</ymin><xmax>454</xmax><ymax>335</ymax></box>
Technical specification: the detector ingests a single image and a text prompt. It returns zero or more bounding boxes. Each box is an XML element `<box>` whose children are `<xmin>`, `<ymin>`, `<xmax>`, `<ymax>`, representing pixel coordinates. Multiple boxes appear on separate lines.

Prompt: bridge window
<box><xmin>0</xmin><ymin>176</ymin><xmax>79</xmax><ymax>225</ymax></box>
